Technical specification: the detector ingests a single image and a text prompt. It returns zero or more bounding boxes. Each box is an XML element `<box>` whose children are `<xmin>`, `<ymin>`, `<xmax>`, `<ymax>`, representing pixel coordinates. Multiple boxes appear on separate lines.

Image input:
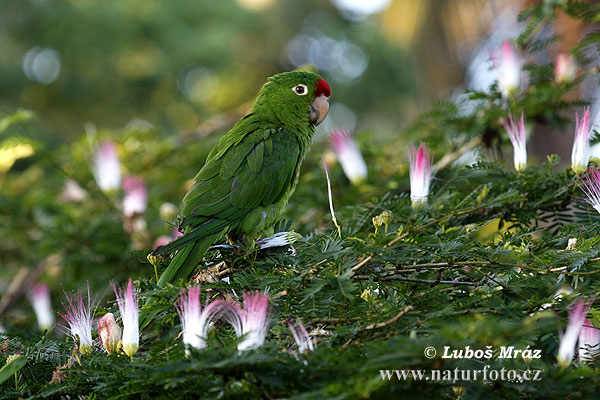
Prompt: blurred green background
<box><xmin>0</xmin><ymin>0</ymin><xmax>513</xmax><ymax>141</ymax></box>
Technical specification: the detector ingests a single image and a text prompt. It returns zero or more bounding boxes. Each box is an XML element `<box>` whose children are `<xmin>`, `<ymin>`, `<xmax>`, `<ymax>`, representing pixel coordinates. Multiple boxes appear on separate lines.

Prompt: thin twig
<box><xmin>322</xmin><ymin>156</ymin><xmax>342</xmax><ymax>238</ymax></box>
<box><xmin>361</xmin><ymin>305</ymin><xmax>414</xmax><ymax>331</ymax></box>
<box><xmin>354</xmin><ymin>276</ymin><xmax>478</xmax><ymax>286</ymax></box>
<box><xmin>0</xmin><ymin>262</ymin><xmax>46</xmax><ymax>317</ymax></box>
<box><xmin>341</xmin><ymin>305</ymin><xmax>414</xmax><ymax>349</ymax></box>
<box><xmin>433</xmin><ymin>136</ymin><xmax>483</xmax><ymax>171</ymax></box>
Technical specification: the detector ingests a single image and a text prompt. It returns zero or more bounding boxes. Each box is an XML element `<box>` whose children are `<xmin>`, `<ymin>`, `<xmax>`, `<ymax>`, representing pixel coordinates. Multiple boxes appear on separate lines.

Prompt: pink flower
<box><xmin>153</xmin><ymin>228</ymin><xmax>184</xmax><ymax>249</ymax></box>
<box><xmin>329</xmin><ymin>129</ymin><xmax>367</xmax><ymax>185</ymax></box>
<box><xmin>579</xmin><ymin>168</ymin><xmax>600</xmax><ymax>213</ymax></box>
<box><xmin>555</xmin><ymin>53</ymin><xmax>577</xmax><ymax>84</ymax></box>
<box><xmin>221</xmin><ymin>291</ymin><xmax>272</xmax><ymax>351</ymax></box>
<box><xmin>408</xmin><ymin>142</ymin><xmax>433</xmax><ymax>205</ymax></box>
<box><xmin>571</xmin><ymin>107</ymin><xmax>592</xmax><ymax>174</ymax></box>
<box><xmin>579</xmin><ymin>319</ymin><xmax>600</xmax><ymax>362</ymax></box>
<box><xmin>58</xmin><ymin>283</ymin><xmax>96</xmax><ymax>355</ymax></box>
<box><xmin>501</xmin><ymin>112</ymin><xmax>527</xmax><ymax>171</ymax></box>
<box><xmin>27</xmin><ymin>283</ymin><xmax>55</xmax><ymax>331</ymax></box>
<box><xmin>98</xmin><ymin>313</ymin><xmax>121</xmax><ymax>354</ymax></box>
<box><xmin>494</xmin><ymin>40</ymin><xmax>522</xmax><ymax>98</ymax></box>
<box><xmin>175</xmin><ymin>287</ymin><xmax>228</xmax><ymax>352</ymax></box>
<box><xmin>557</xmin><ymin>299</ymin><xmax>592</xmax><ymax>367</ymax></box>
<box><xmin>122</xmin><ymin>176</ymin><xmax>147</xmax><ymax>217</ymax></box>
<box><xmin>153</xmin><ymin>235</ymin><xmax>172</xmax><ymax>249</ymax></box>
<box><xmin>92</xmin><ymin>141</ymin><xmax>121</xmax><ymax>192</ymax></box>
<box><xmin>111</xmin><ymin>278</ymin><xmax>139</xmax><ymax>359</ymax></box>
<box><xmin>173</xmin><ymin>228</ymin><xmax>184</xmax><ymax>238</ymax></box>
<box><xmin>288</xmin><ymin>319</ymin><xmax>316</xmax><ymax>353</ymax></box>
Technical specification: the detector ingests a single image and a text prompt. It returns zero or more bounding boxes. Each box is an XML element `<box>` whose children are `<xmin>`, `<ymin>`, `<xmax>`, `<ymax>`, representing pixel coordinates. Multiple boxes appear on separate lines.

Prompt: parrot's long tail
<box><xmin>152</xmin><ymin>218</ymin><xmax>228</xmax><ymax>287</ymax></box>
<box><xmin>156</xmin><ymin>235</ymin><xmax>219</xmax><ymax>287</ymax></box>
<box><xmin>141</xmin><ymin>233</ymin><xmax>221</xmax><ymax>330</ymax></box>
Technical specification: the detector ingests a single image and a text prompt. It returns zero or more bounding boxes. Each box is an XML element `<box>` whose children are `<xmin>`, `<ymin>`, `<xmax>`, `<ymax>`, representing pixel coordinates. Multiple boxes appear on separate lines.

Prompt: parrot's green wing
<box><xmin>153</xmin><ymin>114</ymin><xmax>302</xmax><ymax>282</ymax></box>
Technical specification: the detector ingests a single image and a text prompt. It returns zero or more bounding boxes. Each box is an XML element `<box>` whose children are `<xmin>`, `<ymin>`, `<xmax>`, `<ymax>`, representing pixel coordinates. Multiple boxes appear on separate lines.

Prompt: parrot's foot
<box><xmin>192</xmin><ymin>261</ymin><xmax>230</xmax><ymax>284</ymax></box>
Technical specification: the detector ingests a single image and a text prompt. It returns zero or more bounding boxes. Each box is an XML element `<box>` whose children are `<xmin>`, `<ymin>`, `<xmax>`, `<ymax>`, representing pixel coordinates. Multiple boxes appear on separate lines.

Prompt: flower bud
<box><xmin>159</xmin><ymin>202</ymin><xmax>178</xmax><ymax>221</ymax></box>
<box><xmin>329</xmin><ymin>129</ymin><xmax>367</xmax><ymax>185</ymax></box>
<box><xmin>495</xmin><ymin>40</ymin><xmax>522</xmax><ymax>98</ymax></box>
<box><xmin>409</xmin><ymin>142</ymin><xmax>433</xmax><ymax>206</ymax></box>
<box><xmin>98</xmin><ymin>313</ymin><xmax>122</xmax><ymax>354</ymax></box>
<box><xmin>122</xmin><ymin>176</ymin><xmax>147</xmax><ymax>217</ymax></box>
<box><xmin>92</xmin><ymin>141</ymin><xmax>121</xmax><ymax>193</ymax></box>
<box><xmin>555</xmin><ymin>53</ymin><xmax>577</xmax><ymax>84</ymax></box>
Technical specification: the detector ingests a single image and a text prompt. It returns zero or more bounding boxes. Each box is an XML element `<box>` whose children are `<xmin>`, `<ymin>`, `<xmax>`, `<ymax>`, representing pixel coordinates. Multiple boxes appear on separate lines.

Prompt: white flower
<box><xmin>92</xmin><ymin>140</ymin><xmax>121</xmax><ymax>192</ymax></box>
<box><xmin>555</xmin><ymin>53</ymin><xmax>577</xmax><ymax>84</ymax></box>
<box><xmin>578</xmin><ymin>319</ymin><xmax>600</xmax><ymax>362</ymax></box>
<box><xmin>111</xmin><ymin>278</ymin><xmax>139</xmax><ymax>359</ymax></box>
<box><xmin>98</xmin><ymin>313</ymin><xmax>121</xmax><ymax>354</ymax></box>
<box><xmin>59</xmin><ymin>283</ymin><xmax>96</xmax><ymax>355</ymax></box>
<box><xmin>27</xmin><ymin>283</ymin><xmax>55</xmax><ymax>331</ymax></box>
<box><xmin>494</xmin><ymin>40</ymin><xmax>522</xmax><ymax>98</ymax></box>
<box><xmin>501</xmin><ymin>112</ymin><xmax>527</xmax><ymax>171</ymax></box>
<box><xmin>258</xmin><ymin>232</ymin><xmax>302</xmax><ymax>250</ymax></box>
<box><xmin>408</xmin><ymin>142</ymin><xmax>433</xmax><ymax>205</ymax></box>
<box><xmin>288</xmin><ymin>319</ymin><xmax>316</xmax><ymax>354</ymax></box>
<box><xmin>159</xmin><ymin>202</ymin><xmax>178</xmax><ymax>221</ymax></box>
<box><xmin>221</xmin><ymin>291</ymin><xmax>272</xmax><ymax>351</ymax></box>
<box><xmin>571</xmin><ymin>107</ymin><xmax>592</xmax><ymax>174</ymax></box>
<box><xmin>579</xmin><ymin>168</ymin><xmax>600</xmax><ymax>213</ymax></box>
<box><xmin>59</xmin><ymin>179</ymin><xmax>88</xmax><ymax>203</ymax></box>
<box><xmin>557</xmin><ymin>299</ymin><xmax>591</xmax><ymax>367</ymax></box>
<box><xmin>329</xmin><ymin>129</ymin><xmax>367</xmax><ymax>185</ymax></box>
<box><xmin>175</xmin><ymin>286</ymin><xmax>227</xmax><ymax>353</ymax></box>
<box><xmin>122</xmin><ymin>176</ymin><xmax>148</xmax><ymax>217</ymax></box>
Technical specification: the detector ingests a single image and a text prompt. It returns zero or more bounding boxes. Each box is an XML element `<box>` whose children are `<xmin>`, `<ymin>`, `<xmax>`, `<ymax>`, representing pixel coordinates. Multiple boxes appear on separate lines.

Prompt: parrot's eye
<box><xmin>292</xmin><ymin>84</ymin><xmax>308</xmax><ymax>96</ymax></box>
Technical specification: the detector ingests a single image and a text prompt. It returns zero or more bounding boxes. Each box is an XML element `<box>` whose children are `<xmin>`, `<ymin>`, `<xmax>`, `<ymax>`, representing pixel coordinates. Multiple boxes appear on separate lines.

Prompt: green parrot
<box><xmin>153</xmin><ymin>71</ymin><xmax>330</xmax><ymax>286</ymax></box>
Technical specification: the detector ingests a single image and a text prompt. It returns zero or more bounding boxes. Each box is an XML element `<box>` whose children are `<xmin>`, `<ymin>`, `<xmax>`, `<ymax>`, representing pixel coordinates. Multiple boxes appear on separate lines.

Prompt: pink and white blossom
<box><xmin>59</xmin><ymin>283</ymin><xmax>96</xmax><ymax>355</ymax></box>
<box><xmin>555</xmin><ymin>53</ymin><xmax>577</xmax><ymax>84</ymax></box>
<box><xmin>92</xmin><ymin>140</ymin><xmax>121</xmax><ymax>192</ymax></box>
<box><xmin>494</xmin><ymin>40</ymin><xmax>522</xmax><ymax>98</ymax></box>
<box><xmin>153</xmin><ymin>235</ymin><xmax>172</xmax><ymax>249</ymax></box>
<box><xmin>288</xmin><ymin>319</ymin><xmax>316</xmax><ymax>354</ymax></box>
<box><xmin>98</xmin><ymin>313</ymin><xmax>121</xmax><ymax>354</ymax></box>
<box><xmin>578</xmin><ymin>319</ymin><xmax>600</xmax><ymax>362</ymax></box>
<box><xmin>571</xmin><ymin>107</ymin><xmax>592</xmax><ymax>174</ymax></box>
<box><xmin>111</xmin><ymin>278</ymin><xmax>139</xmax><ymax>359</ymax></box>
<box><xmin>222</xmin><ymin>291</ymin><xmax>272</xmax><ymax>351</ymax></box>
<box><xmin>122</xmin><ymin>176</ymin><xmax>147</xmax><ymax>217</ymax></box>
<box><xmin>175</xmin><ymin>286</ymin><xmax>227</xmax><ymax>352</ymax></box>
<box><xmin>27</xmin><ymin>283</ymin><xmax>55</xmax><ymax>331</ymax></box>
<box><xmin>579</xmin><ymin>168</ymin><xmax>600</xmax><ymax>213</ymax></box>
<box><xmin>329</xmin><ymin>129</ymin><xmax>367</xmax><ymax>185</ymax></box>
<box><xmin>408</xmin><ymin>142</ymin><xmax>433</xmax><ymax>205</ymax></box>
<box><xmin>557</xmin><ymin>299</ymin><xmax>592</xmax><ymax>367</ymax></box>
<box><xmin>501</xmin><ymin>112</ymin><xmax>527</xmax><ymax>171</ymax></box>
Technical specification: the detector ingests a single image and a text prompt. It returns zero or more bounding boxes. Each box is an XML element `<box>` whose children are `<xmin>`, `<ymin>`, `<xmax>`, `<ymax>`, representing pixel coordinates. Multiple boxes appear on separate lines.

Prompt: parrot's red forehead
<box><xmin>314</xmin><ymin>78</ymin><xmax>330</xmax><ymax>98</ymax></box>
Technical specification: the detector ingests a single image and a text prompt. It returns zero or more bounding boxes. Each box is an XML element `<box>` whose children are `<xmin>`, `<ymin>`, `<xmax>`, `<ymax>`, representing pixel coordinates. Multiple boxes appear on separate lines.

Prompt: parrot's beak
<box><xmin>309</xmin><ymin>94</ymin><xmax>329</xmax><ymax>126</ymax></box>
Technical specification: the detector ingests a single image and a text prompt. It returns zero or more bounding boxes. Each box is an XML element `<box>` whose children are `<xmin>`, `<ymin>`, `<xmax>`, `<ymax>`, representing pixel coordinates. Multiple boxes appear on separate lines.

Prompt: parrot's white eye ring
<box><xmin>292</xmin><ymin>84</ymin><xmax>308</xmax><ymax>96</ymax></box>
